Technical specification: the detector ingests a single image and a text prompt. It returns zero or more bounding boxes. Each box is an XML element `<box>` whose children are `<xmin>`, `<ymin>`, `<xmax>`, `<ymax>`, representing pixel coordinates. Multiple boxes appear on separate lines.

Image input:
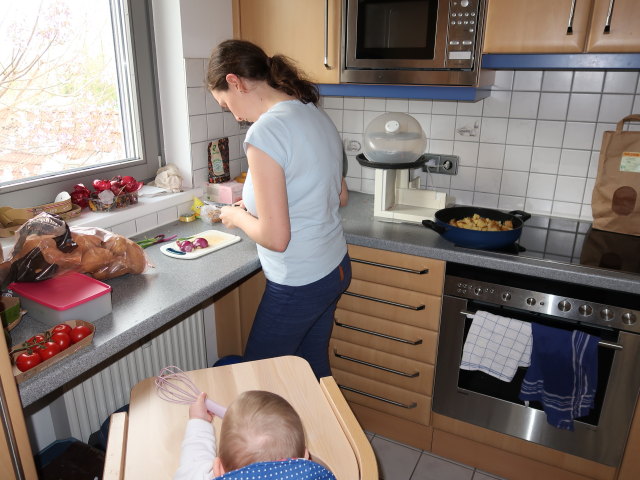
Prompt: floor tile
<box><xmin>473</xmin><ymin>470</ymin><xmax>508</xmax><ymax>480</ymax></box>
<box><xmin>370</xmin><ymin>436</ymin><xmax>421</xmax><ymax>480</ymax></box>
<box><xmin>410</xmin><ymin>452</ymin><xmax>474</xmax><ymax>480</ymax></box>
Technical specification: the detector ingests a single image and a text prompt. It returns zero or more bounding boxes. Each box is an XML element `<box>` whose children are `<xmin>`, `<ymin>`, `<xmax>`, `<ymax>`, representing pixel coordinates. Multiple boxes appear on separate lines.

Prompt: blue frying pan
<box><xmin>422</xmin><ymin>207</ymin><xmax>531</xmax><ymax>249</ymax></box>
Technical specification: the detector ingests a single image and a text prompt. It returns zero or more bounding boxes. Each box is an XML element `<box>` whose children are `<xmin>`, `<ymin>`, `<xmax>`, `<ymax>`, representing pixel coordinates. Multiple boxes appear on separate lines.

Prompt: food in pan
<box><xmin>449</xmin><ymin>214</ymin><xmax>513</xmax><ymax>231</ymax></box>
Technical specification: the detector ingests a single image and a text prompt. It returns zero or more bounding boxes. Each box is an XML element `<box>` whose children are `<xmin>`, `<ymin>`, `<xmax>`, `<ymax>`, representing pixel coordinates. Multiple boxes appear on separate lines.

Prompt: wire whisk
<box><xmin>155</xmin><ymin>365</ymin><xmax>227</xmax><ymax>418</ymax></box>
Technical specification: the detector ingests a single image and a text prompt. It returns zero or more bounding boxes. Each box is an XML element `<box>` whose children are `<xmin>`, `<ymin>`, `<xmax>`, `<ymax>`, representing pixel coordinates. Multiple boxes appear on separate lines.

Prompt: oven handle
<box><xmin>333</xmin><ymin>348</ymin><xmax>420</xmax><ymax>378</ymax></box>
<box><xmin>337</xmin><ymin>384</ymin><xmax>418</xmax><ymax>409</ymax></box>
<box><xmin>351</xmin><ymin>257</ymin><xmax>430</xmax><ymax>275</ymax></box>
<box><xmin>460</xmin><ymin>310</ymin><xmax>624</xmax><ymax>350</ymax></box>
<box><xmin>334</xmin><ymin>320</ymin><xmax>423</xmax><ymax>345</ymax></box>
<box><xmin>344</xmin><ymin>291</ymin><xmax>425</xmax><ymax>310</ymax></box>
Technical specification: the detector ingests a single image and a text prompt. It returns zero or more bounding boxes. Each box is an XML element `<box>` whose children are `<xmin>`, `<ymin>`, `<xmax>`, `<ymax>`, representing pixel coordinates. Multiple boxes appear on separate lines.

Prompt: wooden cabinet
<box><xmin>214</xmin><ymin>269</ymin><xmax>266</xmax><ymax>358</ymax></box>
<box><xmin>232</xmin><ymin>0</ymin><xmax>341</xmax><ymax>84</ymax></box>
<box><xmin>483</xmin><ymin>0</ymin><xmax>640</xmax><ymax>54</ymax></box>
<box><xmin>1</xmin><ymin>334</ymin><xmax>37</xmax><ymax>479</ymax></box>
<box><xmin>617</xmin><ymin>394</ymin><xmax>640</xmax><ymax>479</ymax></box>
<box><xmin>330</xmin><ymin>244</ymin><xmax>445</xmax><ymax>451</ymax></box>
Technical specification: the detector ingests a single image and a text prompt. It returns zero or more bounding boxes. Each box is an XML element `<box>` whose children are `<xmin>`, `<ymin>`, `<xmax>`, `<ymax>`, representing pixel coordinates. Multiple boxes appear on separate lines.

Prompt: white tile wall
<box><xmin>183</xmin><ymin>63</ymin><xmax>640</xmax><ymax>221</ymax></box>
<box><xmin>326</xmin><ymin>70</ymin><xmax>640</xmax><ymax>221</ymax></box>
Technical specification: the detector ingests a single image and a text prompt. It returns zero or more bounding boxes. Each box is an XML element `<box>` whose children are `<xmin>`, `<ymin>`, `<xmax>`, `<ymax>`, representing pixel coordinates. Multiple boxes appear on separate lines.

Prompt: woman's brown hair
<box><xmin>218</xmin><ymin>390</ymin><xmax>306</xmax><ymax>472</ymax></box>
<box><xmin>207</xmin><ymin>39</ymin><xmax>319</xmax><ymax>105</ymax></box>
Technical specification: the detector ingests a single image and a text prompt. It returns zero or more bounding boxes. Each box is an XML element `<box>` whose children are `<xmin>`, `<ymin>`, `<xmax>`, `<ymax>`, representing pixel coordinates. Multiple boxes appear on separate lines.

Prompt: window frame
<box><xmin>1</xmin><ymin>0</ymin><xmax>163</xmax><ymax>208</ymax></box>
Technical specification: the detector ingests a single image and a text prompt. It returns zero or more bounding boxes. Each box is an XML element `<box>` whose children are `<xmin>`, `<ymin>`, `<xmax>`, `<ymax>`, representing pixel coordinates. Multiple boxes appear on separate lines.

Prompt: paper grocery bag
<box><xmin>591</xmin><ymin>115</ymin><xmax>640</xmax><ymax>236</ymax></box>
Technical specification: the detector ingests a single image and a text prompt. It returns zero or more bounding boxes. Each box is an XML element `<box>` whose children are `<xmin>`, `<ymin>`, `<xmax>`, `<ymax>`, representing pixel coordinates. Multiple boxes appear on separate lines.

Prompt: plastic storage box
<box><xmin>9</xmin><ymin>272</ymin><xmax>112</xmax><ymax>326</ymax></box>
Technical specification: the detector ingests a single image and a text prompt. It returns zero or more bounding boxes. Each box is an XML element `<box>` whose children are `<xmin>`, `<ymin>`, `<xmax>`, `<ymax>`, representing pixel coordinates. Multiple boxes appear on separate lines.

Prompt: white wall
<box><xmin>180</xmin><ymin>0</ymin><xmax>233</xmax><ymax>58</ymax></box>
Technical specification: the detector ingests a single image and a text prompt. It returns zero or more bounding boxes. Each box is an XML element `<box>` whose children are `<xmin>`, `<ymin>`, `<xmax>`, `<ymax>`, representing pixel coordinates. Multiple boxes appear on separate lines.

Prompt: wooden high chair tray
<box><xmin>124</xmin><ymin>356</ymin><xmax>360</xmax><ymax>480</ymax></box>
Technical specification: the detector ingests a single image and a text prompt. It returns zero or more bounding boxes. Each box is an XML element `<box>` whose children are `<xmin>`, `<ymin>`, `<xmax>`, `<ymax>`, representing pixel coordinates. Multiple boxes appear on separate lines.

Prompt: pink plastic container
<box><xmin>9</xmin><ymin>272</ymin><xmax>112</xmax><ymax>326</ymax></box>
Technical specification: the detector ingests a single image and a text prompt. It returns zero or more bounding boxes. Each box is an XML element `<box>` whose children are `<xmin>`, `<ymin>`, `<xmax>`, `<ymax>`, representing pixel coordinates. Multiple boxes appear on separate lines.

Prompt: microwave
<box><xmin>341</xmin><ymin>0</ymin><xmax>488</xmax><ymax>86</ymax></box>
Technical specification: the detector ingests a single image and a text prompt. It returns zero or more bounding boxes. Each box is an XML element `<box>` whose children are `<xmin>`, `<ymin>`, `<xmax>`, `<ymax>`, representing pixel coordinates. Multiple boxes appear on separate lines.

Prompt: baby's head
<box><xmin>216</xmin><ymin>390</ymin><xmax>307</xmax><ymax>474</ymax></box>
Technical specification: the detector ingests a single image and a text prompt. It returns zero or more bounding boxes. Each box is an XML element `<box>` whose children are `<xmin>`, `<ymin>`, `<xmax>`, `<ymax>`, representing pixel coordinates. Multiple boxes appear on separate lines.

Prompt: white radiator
<box><xmin>62</xmin><ymin>310</ymin><xmax>208</xmax><ymax>442</ymax></box>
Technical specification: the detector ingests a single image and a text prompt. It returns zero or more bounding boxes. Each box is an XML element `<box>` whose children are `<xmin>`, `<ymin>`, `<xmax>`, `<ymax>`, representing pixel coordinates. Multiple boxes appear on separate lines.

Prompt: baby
<box><xmin>173</xmin><ymin>390</ymin><xmax>336</xmax><ymax>480</ymax></box>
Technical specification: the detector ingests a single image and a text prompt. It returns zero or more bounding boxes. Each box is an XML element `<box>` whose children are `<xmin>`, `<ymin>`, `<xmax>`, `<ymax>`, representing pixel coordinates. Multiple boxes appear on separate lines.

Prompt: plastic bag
<box><xmin>1</xmin><ymin>213</ymin><xmax>152</xmax><ymax>289</ymax></box>
<box><xmin>199</xmin><ymin>204</ymin><xmax>222</xmax><ymax>224</ymax></box>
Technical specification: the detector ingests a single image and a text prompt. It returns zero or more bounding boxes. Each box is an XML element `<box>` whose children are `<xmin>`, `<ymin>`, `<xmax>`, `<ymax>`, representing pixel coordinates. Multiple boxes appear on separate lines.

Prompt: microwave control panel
<box><xmin>447</xmin><ymin>0</ymin><xmax>482</xmax><ymax>68</ymax></box>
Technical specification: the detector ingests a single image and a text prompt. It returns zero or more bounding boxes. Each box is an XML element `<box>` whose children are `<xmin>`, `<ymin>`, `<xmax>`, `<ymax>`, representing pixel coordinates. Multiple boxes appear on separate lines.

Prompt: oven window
<box><xmin>458</xmin><ymin>304</ymin><xmax>616</xmax><ymax>427</ymax></box>
<box><xmin>356</xmin><ymin>0</ymin><xmax>438</xmax><ymax>59</ymax></box>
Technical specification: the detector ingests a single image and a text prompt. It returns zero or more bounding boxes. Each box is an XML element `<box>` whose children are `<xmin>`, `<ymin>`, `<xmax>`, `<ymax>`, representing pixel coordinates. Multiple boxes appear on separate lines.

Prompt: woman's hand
<box><xmin>189</xmin><ymin>392</ymin><xmax>213</xmax><ymax>422</ymax></box>
<box><xmin>219</xmin><ymin>205</ymin><xmax>248</xmax><ymax>229</ymax></box>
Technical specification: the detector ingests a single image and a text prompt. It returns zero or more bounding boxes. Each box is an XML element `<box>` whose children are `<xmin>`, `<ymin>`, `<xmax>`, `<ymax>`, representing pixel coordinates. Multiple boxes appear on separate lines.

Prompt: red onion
<box><xmin>192</xmin><ymin>237</ymin><xmax>209</xmax><ymax>249</ymax></box>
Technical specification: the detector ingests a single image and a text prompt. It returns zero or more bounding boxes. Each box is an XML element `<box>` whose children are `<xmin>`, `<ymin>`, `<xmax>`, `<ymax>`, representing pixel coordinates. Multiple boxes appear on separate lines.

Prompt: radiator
<box><xmin>62</xmin><ymin>310</ymin><xmax>208</xmax><ymax>442</ymax></box>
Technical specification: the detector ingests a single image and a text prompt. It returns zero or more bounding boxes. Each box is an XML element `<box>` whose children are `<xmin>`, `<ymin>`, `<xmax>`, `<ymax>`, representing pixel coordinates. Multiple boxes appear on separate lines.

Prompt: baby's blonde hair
<box><xmin>218</xmin><ymin>390</ymin><xmax>306</xmax><ymax>472</ymax></box>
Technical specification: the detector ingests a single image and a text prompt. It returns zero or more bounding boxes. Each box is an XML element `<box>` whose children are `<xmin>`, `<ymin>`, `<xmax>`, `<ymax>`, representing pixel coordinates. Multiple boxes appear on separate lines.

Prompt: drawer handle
<box><xmin>343</xmin><ymin>291</ymin><xmax>425</xmax><ymax>310</ymax></box>
<box><xmin>334</xmin><ymin>320</ymin><xmax>423</xmax><ymax>345</ymax></box>
<box><xmin>351</xmin><ymin>257</ymin><xmax>429</xmax><ymax>275</ymax></box>
<box><xmin>333</xmin><ymin>349</ymin><xmax>420</xmax><ymax>378</ymax></box>
<box><xmin>337</xmin><ymin>384</ymin><xmax>417</xmax><ymax>409</ymax></box>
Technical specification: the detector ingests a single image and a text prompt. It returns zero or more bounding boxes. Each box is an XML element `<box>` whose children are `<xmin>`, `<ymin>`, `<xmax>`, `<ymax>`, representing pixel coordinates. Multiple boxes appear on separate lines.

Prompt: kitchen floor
<box><xmin>366</xmin><ymin>432</ymin><xmax>506</xmax><ymax>480</ymax></box>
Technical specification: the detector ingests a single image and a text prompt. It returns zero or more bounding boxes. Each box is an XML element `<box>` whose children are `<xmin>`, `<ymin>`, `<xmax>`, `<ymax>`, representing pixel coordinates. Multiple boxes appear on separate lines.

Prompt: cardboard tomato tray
<box><xmin>10</xmin><ymin>319</ymin><xmax>95</xmax><ymax>384</ymax></box>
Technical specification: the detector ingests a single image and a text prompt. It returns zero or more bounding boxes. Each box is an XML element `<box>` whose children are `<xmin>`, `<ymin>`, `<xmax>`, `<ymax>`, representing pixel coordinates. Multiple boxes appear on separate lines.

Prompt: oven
<box><xmin>341</xmin><ymin>0</ymin><xmax>488</xmax><ymax>86</ymax></box>
<box><xmin>433</xmin><ymin>262</ymin><xmax>640</xmax><ymax>467</ymax></box>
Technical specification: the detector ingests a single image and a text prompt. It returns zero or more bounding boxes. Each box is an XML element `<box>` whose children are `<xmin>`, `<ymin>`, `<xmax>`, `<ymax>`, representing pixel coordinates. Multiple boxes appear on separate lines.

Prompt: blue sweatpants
<box><xmin>243</xmin><ymin>253</ymin><xmax>352</xmax><ymax>378</ymax></box>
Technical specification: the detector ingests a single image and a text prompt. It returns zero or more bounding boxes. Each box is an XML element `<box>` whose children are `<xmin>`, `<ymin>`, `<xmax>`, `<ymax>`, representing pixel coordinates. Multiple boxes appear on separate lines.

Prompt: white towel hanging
<box><xmin>460</xmin><ymin>310</ymin><xmax>532</xmax><ymax>382</ymax></box>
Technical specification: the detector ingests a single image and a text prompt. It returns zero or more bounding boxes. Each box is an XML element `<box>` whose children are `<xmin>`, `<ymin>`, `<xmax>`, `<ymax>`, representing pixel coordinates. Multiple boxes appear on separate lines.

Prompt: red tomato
<box><xmin>15</xmin><ymin>351</ymin><xmax>42</xmax><ymax>372</ymax></box>
<box><xmin>70</xmin><ymin>325</ymin><xmax>92</xmax><ymax>343</ymax></box>
<box><xmin>37</xmin><ymin>341</ymin><xmax>61</xmax><ymax>361</ymax></box>
<box><xmin>51</xmin><ymin>332</ymin><xmax>71</xmax><ymax>351</ymax></box>
<box><xmin>26</xmin><ymin>334</ymin><xmax>45</xmax><ymax>346</ymax></box>
<box><xmin>52</xmin><ymin>323</ymin><xmax>72</xmax><ymax>336</ymax></box>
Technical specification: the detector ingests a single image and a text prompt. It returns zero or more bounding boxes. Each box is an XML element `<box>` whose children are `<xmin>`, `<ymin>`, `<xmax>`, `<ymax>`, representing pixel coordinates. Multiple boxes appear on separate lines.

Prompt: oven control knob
<box><xmin>600</xmin><ymin>308</ymin><xmax>614</xmax><ymax>322</ymax></box>
<box><xmin>474</xmin><ymin>287</ymin><xmax>482</xmax><ymax>295</ymax></box>
<box><xmin>526</xmin><ymin>297</ymin><xmax>536</xmax><ymax>306</ymax></box>
<box><xmin>502</xmin><ymin>292</ymin><xmax>511</xmax><ymax>301</ymax></box>
<box><xmin>558</xmin><ymin>300</ymin><xmax>571</xmax><ymax>312</ymax></box>
<box><xmin>578</xmin><ymin>305</ymin><xmax>593</xmax><ymax>316</ymax></box>
<box><xmin>622</xmin><ymin>312</ymin><xmax>637</xmax><ymax>326</ymax></box>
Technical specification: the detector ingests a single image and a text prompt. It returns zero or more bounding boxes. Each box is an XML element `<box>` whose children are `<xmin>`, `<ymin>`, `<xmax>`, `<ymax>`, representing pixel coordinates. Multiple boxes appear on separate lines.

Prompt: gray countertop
<box><xmin>11</xmin><ymin>192</ymin><xmax>640</xmax><ymax>408</ymax></box>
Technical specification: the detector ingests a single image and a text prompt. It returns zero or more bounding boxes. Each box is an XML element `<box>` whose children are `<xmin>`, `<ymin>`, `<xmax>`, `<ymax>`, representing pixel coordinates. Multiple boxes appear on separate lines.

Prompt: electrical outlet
<box><xmin>422</xmin><ymin>154</ymin><xmax>458</xmax><ymax>175</ymax></box>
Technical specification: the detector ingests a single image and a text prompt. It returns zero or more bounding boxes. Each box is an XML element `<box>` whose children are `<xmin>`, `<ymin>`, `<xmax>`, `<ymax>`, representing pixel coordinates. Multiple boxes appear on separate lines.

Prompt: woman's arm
<box><xmin>219</xmin><ymin>145</ymin><xmax>291</xmax><ymax>252</ymax></box>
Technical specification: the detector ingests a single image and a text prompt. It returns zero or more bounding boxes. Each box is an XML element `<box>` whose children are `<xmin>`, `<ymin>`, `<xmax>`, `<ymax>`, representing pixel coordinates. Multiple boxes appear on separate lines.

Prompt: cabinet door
<box><xmin>483</xmin><ymin>0</ymin><xmax>593</xmax><ymax>53</ymax></box>
<box><xmin>232</xmin><ymin>0</ymin><xmax>341</xmax><ymax>84</ymax></box>
<box><xmin>586</xmin><ymin>0</ymin><xmax>640</xmax><ymax>52</ymax></box>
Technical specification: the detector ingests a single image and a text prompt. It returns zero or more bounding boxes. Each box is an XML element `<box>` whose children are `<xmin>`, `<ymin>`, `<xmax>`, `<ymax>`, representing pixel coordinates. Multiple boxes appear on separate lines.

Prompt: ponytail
<box><xmin>207</xmin><ymin>40</ymin><xmax>319</xmax><ymax>105</ymax></box>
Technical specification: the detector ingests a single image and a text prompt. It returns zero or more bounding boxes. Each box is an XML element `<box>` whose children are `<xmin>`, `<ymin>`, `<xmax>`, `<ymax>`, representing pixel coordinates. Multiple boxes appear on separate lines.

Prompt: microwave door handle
<box><xmin>604</xmin><ymin>0</ymin><xmax>616</xmax><ymax>33</ymax></box>
<box><xmin>566</xmin><ymin>0</ymin><xmax>577</xmax><ymax>34</ymax></box>
<box><xmin>324</xmin><ymin>0</ymin><xmax>331</xmax><ymax>69</ymax></box>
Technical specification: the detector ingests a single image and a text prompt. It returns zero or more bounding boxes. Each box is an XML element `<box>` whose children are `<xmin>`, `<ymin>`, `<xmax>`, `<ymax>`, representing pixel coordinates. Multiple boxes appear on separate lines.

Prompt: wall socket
<box><xmin>422</xmin><ymin>154</ymin><xmax>459</xmax><ymax>175</ymax></box>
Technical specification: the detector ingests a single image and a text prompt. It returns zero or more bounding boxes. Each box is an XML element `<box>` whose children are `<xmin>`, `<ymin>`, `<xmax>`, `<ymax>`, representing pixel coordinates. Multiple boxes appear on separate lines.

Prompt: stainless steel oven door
<box><xmin>432</xmin><ymin>294</ymin><xmax>640</xmax><ymax>467</ymax></box>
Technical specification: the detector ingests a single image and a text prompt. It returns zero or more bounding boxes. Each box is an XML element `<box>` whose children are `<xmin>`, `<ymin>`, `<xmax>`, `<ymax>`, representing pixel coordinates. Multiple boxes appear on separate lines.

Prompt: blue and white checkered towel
<box><xmin>460</xmin><ymin>310</ymin><xmax>532</xmax><ymax>382</ymax></box>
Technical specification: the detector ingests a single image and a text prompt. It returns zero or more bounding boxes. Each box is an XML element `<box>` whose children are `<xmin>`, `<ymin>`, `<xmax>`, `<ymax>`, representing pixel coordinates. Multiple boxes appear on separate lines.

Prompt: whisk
<box><xmin>155</xmin><ymin>366</ymin><xmax>227</xmax><ymax>418</ymax></box>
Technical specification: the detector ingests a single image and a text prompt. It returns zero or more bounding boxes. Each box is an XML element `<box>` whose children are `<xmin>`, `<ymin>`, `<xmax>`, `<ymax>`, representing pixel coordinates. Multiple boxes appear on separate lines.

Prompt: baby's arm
<box><xmin>173</xmin><ymin>393</ymin><xmax>217</xmax><ymax>480</ymax></box>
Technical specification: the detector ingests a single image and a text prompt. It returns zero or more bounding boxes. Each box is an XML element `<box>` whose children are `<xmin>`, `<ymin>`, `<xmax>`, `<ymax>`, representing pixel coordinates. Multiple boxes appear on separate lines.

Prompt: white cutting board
<box><xmin>160</xmin><ymin>230</ymin><xmax>241</xmax><ymax>259</ymax></box>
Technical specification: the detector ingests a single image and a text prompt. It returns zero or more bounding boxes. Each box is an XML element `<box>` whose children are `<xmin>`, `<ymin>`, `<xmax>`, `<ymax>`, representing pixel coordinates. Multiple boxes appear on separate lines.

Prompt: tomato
<box><xmin>51</xmin><ymin>332</ymin><xmax>71</xmax><ymax>351</ymax></box>
<box><xmin>70</xmin><ymin>325</ymin><xmax>92</xmax><ymax>343</ymax></box>
<box><xmin>37</xmin><ymin>341</ymin><xmax>61</xmax><ymax>361</ymax></box>
<box><xmin>52</xmin><ymin>323</ymin><xmax>72</xmax><ymax>336</ymax></box>
<box><xmin>26</xmin><ymin>334</ymin><xmax>45</xmax><ymax>346</ymax></box>
<box><xmin>15</xmin><ymin>351</ymin><xmax>42</xmax><ymax>372</ymax></box>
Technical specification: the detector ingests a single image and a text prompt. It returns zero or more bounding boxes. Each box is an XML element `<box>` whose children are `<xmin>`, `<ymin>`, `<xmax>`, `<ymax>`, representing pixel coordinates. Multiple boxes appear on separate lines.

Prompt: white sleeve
<box><xmin>173</xmin><ymin>418</ymin><xmax>217</xmax><ymax>480</ymax></box>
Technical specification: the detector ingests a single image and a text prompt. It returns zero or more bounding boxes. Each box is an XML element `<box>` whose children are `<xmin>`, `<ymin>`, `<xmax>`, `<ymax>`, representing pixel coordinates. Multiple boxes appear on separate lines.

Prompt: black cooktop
<box><xmin>481</xmin><ymin>215</ymin><xmax>640</xmax><ymax>277</ymax></box>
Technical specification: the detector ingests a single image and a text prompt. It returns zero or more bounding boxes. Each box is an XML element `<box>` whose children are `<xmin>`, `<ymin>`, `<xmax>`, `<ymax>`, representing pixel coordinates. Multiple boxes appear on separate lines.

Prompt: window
<box><xmin>0</xmin><ymin>0</ymin><xmax>161</xmax><ymax>206</ymax></box>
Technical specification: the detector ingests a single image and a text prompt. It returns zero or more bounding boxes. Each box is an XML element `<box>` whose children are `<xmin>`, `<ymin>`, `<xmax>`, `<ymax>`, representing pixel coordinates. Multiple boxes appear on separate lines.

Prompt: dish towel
<box><xmin>460</xmin><ymin>310</ymin><xmax>532</xmax><ymax>382</ymax></box>
<box><xmin>519</xmin><ymin>323</ymin><xmax>599</xmax><ymax>431</ymax></box>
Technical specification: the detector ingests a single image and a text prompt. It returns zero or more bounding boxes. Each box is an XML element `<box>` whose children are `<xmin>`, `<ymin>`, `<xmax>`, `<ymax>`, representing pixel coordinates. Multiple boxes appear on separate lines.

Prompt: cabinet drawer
<box><xmin>348</xmin><ymin>244</ymin><xmax>444</xmax><ymax>296</ymax></box>
<box><xmin>329</xmin><ymin>338</ymin><xmax>434</xmax><ymax>395</ymax></box>
<box><xmin>333</xmin><ymin>309</ymin><xmax>438</xmax><ymax>364</ymax></box>
<box><xmin>332</xmin><ymin>368</ymin><xmax>431</xmax><ymax>426</ymax></box>
<box><xmin>339</xmin><ymin>278</ymin><xmax>441</xmax><ymax>330</ymax></box>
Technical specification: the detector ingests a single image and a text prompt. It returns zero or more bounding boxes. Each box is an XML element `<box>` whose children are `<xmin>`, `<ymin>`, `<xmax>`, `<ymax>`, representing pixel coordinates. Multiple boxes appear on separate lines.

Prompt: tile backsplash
<box><xmin>186</xmin><ymin>60</ymin><xmax>640</xmax><ymax>221</ymax></box>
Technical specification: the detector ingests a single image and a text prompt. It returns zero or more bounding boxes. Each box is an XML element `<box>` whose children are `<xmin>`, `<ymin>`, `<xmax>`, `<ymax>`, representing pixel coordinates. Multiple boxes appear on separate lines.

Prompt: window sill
<box><xmin>1</xmin><ymin>187</ymin><xmax>203</xmax><ymax>259</ymax></box>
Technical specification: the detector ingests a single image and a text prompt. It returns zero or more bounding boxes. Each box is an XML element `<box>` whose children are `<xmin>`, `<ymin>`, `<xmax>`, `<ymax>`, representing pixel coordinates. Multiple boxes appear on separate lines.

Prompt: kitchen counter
<box><xmin>10</xmin><ymin>192</ymin><xmax>640</xmax><ymax>408</ymax></box>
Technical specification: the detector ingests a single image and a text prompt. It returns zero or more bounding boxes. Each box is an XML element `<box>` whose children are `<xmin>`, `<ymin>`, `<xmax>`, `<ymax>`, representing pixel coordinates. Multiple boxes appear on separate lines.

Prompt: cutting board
<box><xmin>159</xmin><ymin>230</ymin><xmax>241</xmax><ymax>259</ymax></box>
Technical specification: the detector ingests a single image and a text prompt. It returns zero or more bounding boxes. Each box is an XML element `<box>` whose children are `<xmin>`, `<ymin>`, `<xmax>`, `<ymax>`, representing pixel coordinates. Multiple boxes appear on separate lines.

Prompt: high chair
<box><xmin>103</xmin><ymin>355</ymin><xmax>378</xmax><ymax>480</ymax></box>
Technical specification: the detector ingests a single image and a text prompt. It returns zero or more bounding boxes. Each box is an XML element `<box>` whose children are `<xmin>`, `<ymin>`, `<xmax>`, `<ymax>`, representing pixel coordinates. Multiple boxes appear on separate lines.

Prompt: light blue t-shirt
<box><xmin>242</xmin><ymin>100</ymin><xmax>347</xmax><ymax>286</ymax></box>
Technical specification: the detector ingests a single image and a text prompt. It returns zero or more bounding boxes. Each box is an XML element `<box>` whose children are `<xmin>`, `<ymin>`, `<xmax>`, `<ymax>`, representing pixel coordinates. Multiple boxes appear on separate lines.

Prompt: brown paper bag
<box><xmin>591</xmin><ymin>114</ymin><xmax>640</xmax><ymax>236</ymax></box>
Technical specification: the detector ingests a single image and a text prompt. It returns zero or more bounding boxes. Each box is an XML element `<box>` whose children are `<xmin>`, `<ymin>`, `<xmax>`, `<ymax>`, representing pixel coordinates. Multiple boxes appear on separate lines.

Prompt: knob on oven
<box><xmin>526</xmin><ymin>297</ymin><xmax>536</xmax><ymax>306</ymax></box>
<box><xmin>622</xmin><ymin>312</ymin><xmax>637</xmax><ymax>326</ymax></box>
<box><xmin>600</xmin><ymin>308</ymin><xmax>614</xmax><ymax>322</ymax></box>
<box><xmin>558</xmin><ymin>300</ymin><xmax>571</xmax><ymax>312</ymax></box>
<box><xmin>579</xmin><ymin>304</ymin><xmax>593</xmax><ymax>316</ymax></box>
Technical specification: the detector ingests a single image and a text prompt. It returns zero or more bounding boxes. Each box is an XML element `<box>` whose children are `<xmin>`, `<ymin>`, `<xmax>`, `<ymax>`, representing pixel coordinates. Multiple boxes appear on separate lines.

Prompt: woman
<box><xmin>206</xmin><ymin>40</ymin><xmax>351</xmax><ymax>378</ymax></box>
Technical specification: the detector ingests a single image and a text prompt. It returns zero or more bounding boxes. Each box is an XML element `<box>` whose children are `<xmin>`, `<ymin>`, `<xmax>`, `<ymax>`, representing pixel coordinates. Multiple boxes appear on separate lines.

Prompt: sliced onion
<box><xmin>192</xmin><ymin>237</ymin><xmax>209</xmax><ymax>249</ymax></box>
<box><xmin>178</xmin><ymin>240</ymin><xmax>194</xmax><ymax>252</ymax></box>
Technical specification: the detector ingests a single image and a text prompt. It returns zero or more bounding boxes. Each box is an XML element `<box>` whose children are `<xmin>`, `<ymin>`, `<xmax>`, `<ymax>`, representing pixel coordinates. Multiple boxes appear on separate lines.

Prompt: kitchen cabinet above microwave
<box><xmin>483</xmin><ymin>0</ymin><xmax>640</xmax><ymax>54</ymax></box>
